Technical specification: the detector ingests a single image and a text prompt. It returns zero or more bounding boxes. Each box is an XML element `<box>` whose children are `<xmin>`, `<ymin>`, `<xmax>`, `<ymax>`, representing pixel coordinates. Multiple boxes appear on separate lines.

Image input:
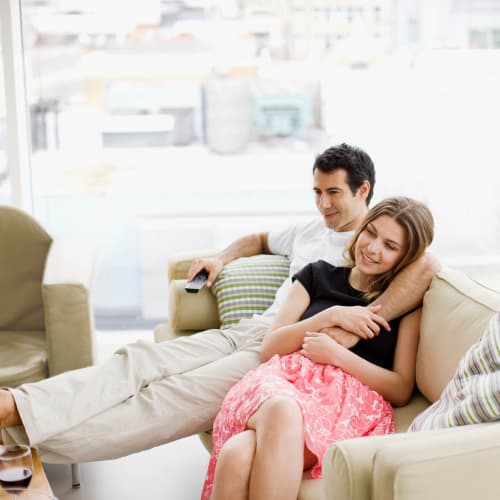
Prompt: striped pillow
<box><xmin>409</xmin><ymin>312</ymin><xmax>500</xmax><ymax>431</ymax></box>
<box><xmin>212</xmin><ymin>254</ymin><xmax>290</xmax><ymax>329</ymax></box>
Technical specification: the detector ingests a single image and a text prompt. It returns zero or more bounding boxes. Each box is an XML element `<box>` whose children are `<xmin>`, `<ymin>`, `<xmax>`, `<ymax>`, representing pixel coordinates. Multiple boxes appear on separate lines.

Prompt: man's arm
<box><xmin>372</xmin><ymin>252</ymin><xmax>441</xmax><ymax>321</ymax></box>
<box><xmin>186</xmin><ymin>232</ymin><xmax>271</xmax><ymax>287</ymax></box>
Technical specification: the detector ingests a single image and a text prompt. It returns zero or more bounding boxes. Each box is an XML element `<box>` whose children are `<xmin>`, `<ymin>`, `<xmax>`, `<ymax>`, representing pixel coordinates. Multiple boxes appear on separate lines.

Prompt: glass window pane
<box><xmin>18</xmin><ymin>1</ymin><xmax>500</xmax><ymax>329</ymax></box>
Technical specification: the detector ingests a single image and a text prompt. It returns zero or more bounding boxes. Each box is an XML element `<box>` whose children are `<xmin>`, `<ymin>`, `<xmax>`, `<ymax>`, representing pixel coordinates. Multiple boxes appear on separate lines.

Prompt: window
<box><xmin>2</xmin><ymin>0</ymin><xmax>499</xmax><ymax>328</ymax></box>
<box><xmin>469</xmin><ymin>29</ymin><xmax>488</xmax><ymax>48</ymax></box>
<box><xmin>492</xmin><ymin>28</ymin><xmax>500</xmax><ymax>48</ymax></box>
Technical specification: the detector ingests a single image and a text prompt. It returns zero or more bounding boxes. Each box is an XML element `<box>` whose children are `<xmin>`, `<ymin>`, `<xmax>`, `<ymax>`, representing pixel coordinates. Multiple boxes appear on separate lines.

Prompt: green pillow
<box><xmin>212</xmin><ymin>254</ymin><xmax>290</xmax><ymax>329</ymax></box>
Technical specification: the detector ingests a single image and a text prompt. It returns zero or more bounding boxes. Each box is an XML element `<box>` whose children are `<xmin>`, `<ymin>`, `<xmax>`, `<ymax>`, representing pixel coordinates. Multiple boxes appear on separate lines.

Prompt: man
<box><xmin>0</xmin><ymin>143</ymin><xmax>439</xmax><ymax>463</ymax></box>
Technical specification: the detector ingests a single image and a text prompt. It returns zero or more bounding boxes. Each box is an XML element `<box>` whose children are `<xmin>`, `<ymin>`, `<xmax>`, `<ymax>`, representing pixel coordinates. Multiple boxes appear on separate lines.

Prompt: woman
<box><xmin>201</xmin><ymin>196</ymin><xmax>434</xmax><ymax>500</ymax></box>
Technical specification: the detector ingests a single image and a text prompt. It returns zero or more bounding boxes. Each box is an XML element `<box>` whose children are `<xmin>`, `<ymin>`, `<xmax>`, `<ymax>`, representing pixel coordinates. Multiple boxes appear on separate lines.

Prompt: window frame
<box><xmin>0</xmin><ymin>0</ymin><xmax>33</xmax><ymax>211</ymax></box>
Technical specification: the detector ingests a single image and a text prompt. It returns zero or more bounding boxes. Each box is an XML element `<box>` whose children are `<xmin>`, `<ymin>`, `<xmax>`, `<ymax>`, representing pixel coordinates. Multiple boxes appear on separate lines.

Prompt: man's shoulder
<box><xmin>294</xmin><ymin>217</ymin><xmax>326</xmax><ymax>237</ymax></box>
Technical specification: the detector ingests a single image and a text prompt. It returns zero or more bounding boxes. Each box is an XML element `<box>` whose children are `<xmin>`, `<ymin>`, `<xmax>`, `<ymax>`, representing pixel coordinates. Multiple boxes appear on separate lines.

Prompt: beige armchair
<box><xmin>157</xmin><ymin>250</ymin><xmax>500</xmax><ymax>500</ymax></box>
<box><xmin>0</xmin><ymin>204</ymin><xmax>97</xmax><ymax>487</ymax></box>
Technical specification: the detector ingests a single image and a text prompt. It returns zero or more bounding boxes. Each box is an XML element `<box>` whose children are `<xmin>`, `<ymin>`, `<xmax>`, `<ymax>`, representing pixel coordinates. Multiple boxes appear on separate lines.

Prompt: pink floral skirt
<box><xmin>201</xmin><ymin>352</ymin><xmax>394</xmax><ymax>500</ymax></box>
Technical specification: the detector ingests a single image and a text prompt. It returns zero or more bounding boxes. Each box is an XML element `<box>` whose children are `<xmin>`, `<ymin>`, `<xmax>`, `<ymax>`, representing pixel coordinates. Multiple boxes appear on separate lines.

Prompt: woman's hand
<box><xmin>187</xmin><ymin>257</ymin><xmax>224</xmax><ymax>288</ymax></box>
<box><xmin>301</xmin><ymin>332</ymin><xmax>345</xmax><ymax>365</ymax></box>
<box><xmin>320</xmin><ymin>326</ymin><xmax>360</xmax><ymax>349</ymax></box>
<box><xmin>327</xmin><ymin>304</ymin><xmax>391</xmax><ymax>339</ymax></box>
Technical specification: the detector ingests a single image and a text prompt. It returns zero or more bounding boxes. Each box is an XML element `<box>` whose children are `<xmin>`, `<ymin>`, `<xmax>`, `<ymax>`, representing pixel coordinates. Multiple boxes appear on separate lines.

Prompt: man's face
<box><xmin>313</xmin><ymin>168</ymin><xmax>369</xmax><ymax>231</ymax></box>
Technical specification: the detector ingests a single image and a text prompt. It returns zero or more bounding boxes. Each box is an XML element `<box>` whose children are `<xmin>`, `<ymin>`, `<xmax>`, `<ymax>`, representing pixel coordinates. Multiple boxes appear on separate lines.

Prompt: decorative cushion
<box><xmin>211</xmin><ymin>254</ymin><xmax>290</xmax><ymax>329</ymax></box>
<box><xmin>410</xmin><ymin>312</ymin><xmax>500</xmax><ymax>431</ymax></box>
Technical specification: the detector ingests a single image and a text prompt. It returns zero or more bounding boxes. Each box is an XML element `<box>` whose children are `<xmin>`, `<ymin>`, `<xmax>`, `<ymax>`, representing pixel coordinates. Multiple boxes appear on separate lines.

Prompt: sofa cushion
<box><xmin>211</xmin><ymin>254</ymin><xmax>290</xmax><ymax>328</ymax></box>
<box><xmin>416</xmin><ymin>267</ymin><xmax>500</xmax><ymax>403</ymax></box>
<box><xmin>410</xmin><ymin>312</ymin><xmax>500</xmax><ymax>431</ymax></box>
<box><xmin>0</xmin><ymin>330</ymin><xmax>48</xmax><ymax>387</ymax></box>
<box><xmin>393</xmin><ymin>392</ymin><xmax>430</xmax><ymax>432</ymax></box>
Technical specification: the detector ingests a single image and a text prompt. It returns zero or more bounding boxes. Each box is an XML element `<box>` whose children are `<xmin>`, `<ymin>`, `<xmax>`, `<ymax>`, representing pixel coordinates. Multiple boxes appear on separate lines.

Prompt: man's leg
<box><xmin>1</xmin><ymin>324</ymin><xmax>264</xmax><ymax>449</ymax></box>
<box><xmin>3</xmin><ymin>325</ymin><xmax>266</xmax><ymax>463</ymax></box>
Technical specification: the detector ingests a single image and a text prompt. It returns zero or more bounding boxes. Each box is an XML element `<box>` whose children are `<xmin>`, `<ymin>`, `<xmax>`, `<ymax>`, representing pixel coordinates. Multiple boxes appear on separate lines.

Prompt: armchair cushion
<box><xmin>211</xmin><ymin>254</ymin><xmax>290</xmax><ymax>328</ymax></box>
<box><xmin>410</xmin><ymin>312</ymin><xmax>500</xmax><ymax>431</ymax></box>
<box><xmin>0</xmin><ymin>330</ymin><xmax>48</xmax><ymax>387</ymax></box>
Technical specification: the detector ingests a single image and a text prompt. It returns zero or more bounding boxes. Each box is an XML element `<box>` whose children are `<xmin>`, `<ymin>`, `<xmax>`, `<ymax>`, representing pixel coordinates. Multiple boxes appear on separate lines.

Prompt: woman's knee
<box><xmin>263</xmin><ymin>396</ymin><xmax>302</xmax><ymax>421</ymax></box>
<box><xmin>249</xmin><ymin>396</ymin><xmax>303</xmax><ymax>432</ymax></box>
<box><xmin>218</xmin><ymin>430</ymin><xmax>256</xmax><ymax>473</ymax></box>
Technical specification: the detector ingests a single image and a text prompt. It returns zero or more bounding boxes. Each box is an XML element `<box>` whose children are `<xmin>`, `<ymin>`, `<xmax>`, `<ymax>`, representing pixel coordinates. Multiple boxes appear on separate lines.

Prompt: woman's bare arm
<box><xmin>302</xmin><ymin>308</ymin><xmax>421</xmax><ymax>406</ymax></box>
<box><xmin>261</xmin><ymin>281</ymin><xmax>390</xmax><ymax>362</ymax></box>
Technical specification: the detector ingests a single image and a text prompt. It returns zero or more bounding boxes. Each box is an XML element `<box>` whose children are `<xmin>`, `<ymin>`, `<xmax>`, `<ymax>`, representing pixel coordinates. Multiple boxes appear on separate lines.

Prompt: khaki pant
<box><xmin>2</xmin><ymin>322</ymin><xmax>267</xmax><ymax>463</ymax></box>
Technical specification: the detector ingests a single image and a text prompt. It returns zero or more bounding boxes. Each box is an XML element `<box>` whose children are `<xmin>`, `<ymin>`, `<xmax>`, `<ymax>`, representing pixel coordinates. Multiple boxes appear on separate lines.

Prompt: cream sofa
<box><xmin>155</xmin><ymin>252</ymin><xmax>500</xmax><ymax>500</ymax></box>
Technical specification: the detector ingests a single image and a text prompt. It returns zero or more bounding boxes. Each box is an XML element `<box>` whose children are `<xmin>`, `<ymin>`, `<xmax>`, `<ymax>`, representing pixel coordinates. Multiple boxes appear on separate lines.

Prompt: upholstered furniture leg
<box><xmin>71</xmin><ymin>463</ymin><xmax>81</xmax><ymax>488</ymax></box>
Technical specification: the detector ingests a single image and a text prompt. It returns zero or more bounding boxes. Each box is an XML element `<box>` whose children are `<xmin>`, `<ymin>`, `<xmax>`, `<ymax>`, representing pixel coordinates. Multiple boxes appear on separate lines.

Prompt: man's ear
<box><xmin>358</xmin><ymin>181</ymin><xmax>371</xmax><ymax>201</ymax></box>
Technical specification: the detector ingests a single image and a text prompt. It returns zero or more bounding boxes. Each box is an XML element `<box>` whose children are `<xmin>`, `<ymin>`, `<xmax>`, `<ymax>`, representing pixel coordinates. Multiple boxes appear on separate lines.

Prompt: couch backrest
<box><xmin>0</xmin><ymin>205</ymin><xmax>52</xmax><ymax>331</ymax></box>
<box><xmin>416</xmin><ymin>267</ymin><xmax>500</xmax><ymax>403</ymax></box>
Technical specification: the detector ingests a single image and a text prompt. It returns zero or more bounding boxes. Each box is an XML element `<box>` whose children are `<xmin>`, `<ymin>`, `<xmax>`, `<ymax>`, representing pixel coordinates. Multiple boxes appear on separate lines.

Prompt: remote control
<box><xmin>185</xmin><ymin>270</ymin><xmax>209</xmax><ymax>293</ymax></box>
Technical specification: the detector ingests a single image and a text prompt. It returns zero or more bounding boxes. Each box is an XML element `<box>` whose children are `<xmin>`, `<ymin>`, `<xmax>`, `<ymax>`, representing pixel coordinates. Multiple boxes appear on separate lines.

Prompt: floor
<box><xmin>43</xmin><ymin>330</ymin><xmax>211</xmax><ymax>500</ymax></box>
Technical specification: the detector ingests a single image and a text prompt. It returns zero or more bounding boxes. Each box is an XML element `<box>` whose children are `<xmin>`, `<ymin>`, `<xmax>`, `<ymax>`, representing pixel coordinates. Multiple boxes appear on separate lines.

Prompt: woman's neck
<box><xmin>348</xmin><ymin>266</ymin><xmax>372</xmax><ymax>292</ymax></box>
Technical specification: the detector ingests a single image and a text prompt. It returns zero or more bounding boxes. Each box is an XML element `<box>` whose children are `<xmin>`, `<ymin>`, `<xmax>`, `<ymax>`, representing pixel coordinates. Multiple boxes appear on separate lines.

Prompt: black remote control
<box><xmin>185</xmin><ymin>270</ymin><xmax>209</xmax><ymax>293</ymax></box>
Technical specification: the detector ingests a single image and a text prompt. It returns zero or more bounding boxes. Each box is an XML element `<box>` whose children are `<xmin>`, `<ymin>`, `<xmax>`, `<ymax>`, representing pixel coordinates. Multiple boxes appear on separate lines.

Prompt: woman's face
<box><xmin>354</xmin><ymin>215</ymin><xmax>407</xmax><ymax>276</ymax></box>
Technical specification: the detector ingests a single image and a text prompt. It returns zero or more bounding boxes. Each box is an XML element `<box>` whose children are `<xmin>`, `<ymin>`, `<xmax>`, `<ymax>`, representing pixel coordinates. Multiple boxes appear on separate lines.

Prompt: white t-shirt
<box><xmin>251</xmin><ymin>217</ymin><xmax>354</xmax><ymax>325</ymax></box>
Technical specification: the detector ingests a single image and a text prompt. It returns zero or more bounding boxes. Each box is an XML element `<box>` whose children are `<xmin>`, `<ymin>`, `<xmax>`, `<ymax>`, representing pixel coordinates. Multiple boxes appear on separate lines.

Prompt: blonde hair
<box><xmin>344</xmin><ymin>196</ymin><xmax>434</xmax><ymax>301</ymax></box>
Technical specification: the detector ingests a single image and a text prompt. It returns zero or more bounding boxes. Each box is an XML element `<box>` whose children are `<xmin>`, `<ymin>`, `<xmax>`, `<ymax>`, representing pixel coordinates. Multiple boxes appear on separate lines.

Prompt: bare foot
<box><xmin>0</xmin><ymin>389</ymin><xmax>21</xmax><ymax>428</ymax></box>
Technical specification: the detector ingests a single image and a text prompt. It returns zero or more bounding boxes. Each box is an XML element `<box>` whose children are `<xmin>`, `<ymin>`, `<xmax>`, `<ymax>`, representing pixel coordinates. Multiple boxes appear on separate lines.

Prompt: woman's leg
<box><xmin>246</xmin><ymin>396</ymin><xmax>305</xmax><ymax>500</ymax></box>
<box><xmin>211</xmin><ymin>430</ymin><xmax>256</xmax><ymax>500</ymax></box>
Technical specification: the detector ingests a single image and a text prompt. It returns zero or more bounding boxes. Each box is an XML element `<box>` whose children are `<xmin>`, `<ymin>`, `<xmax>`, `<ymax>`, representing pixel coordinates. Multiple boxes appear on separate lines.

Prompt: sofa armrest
<box><xmin>167</xmin><ymin>249</ymin><xmax>219</xmax><ymax>334</ymax></box>
<box><xmin>167</xmin><ymin>249</ymin><xmax>217</xmax><ymax>281</ymax></box>
<box><xmin>373</xmin><ymin>423</ymin><xmax>500</xmax><ymax>500</ymax></box>
<box><xmin>42</xmin><ymin>239</ymin><xmax>97</xmax><ymax>376</ymax></box>
<box><xmin>168</xmin><ymin>279</ymin><xmax>220</xmax><ymax>332</ymax></box>
<box><xmin>323</xmin><ymin>423</ymin><xmax>500</xmax><ymax>500</ymax></box>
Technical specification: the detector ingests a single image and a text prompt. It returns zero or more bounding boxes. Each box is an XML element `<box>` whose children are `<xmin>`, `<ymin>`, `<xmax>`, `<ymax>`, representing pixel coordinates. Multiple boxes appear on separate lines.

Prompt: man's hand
<box><xmin>187</xmin><ymin>257</ymin><xmax>224</xmax><ymax>288</ymax></box>
<box><xmin>330</xmin><ymin>304</ymin><xmax>391</xmax><ymax>339</ymax></box>
<box><xmin>320</xmin><ymin>326</ymin><xmax>360</xmax><ymax>349</ymax></box>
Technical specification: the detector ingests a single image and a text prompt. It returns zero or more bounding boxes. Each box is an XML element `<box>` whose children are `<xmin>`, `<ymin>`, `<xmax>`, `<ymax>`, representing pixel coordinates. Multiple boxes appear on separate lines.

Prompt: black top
<box><xmin>293</xmin><ymin>260</ymin><xmax>402</xmax><ymax>370</ymax></box>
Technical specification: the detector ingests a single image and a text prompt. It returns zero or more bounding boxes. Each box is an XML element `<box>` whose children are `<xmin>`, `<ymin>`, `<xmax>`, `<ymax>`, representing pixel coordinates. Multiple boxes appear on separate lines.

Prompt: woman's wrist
<box><xmin>330</xmin><ymin>340</ymin><xmax>348</xmax><ymax>368</ymax></box>
<box><xmin>325</xmin><ymin>305</ymin><xmax>339</xmax><ymax>327</ymax></box>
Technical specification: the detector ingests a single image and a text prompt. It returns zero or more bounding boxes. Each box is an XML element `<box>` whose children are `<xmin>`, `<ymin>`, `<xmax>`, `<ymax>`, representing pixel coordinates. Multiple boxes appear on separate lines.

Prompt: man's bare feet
<box><xmin>0</xmin><ymin>389</ymin><xmax>21</xmax><ymax>429</ymax></box>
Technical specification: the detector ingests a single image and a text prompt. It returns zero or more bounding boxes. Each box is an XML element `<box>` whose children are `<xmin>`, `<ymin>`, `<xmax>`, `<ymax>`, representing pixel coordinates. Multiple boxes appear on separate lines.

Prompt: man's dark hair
<box><xmin>312</xmin><ymin>143</ymin><xmax>375</xmax><ymax>204</ymax></box>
